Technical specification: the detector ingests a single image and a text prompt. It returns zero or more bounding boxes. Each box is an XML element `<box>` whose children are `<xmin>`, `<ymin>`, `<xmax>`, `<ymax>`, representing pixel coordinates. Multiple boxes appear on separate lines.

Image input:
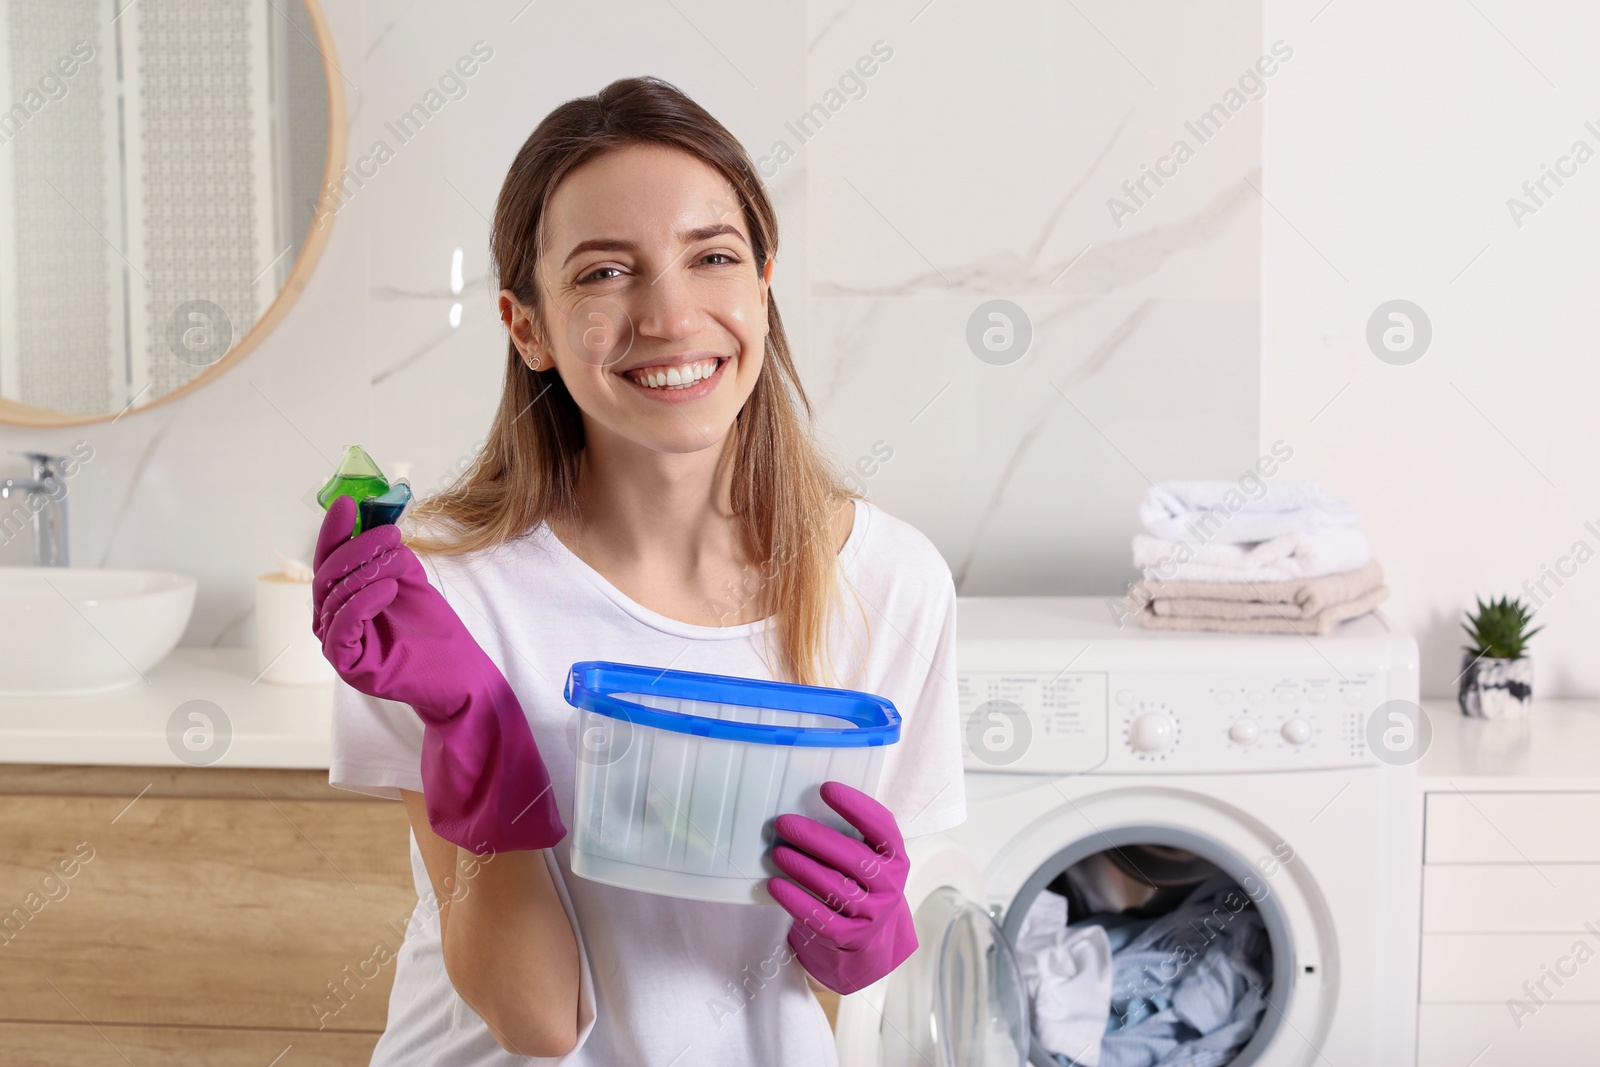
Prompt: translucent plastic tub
<box><xmin>563</xmin><ymin>660</ymin><xmax>902</xmax><ymax>905</ymax></box>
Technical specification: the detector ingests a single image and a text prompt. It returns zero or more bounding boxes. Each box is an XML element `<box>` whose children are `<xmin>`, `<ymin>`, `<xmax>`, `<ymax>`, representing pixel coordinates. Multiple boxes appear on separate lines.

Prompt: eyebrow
<box><xmin>560</xmin><ymin>223</ymin><xmax>749</xmax><ymax>267</ymax></box>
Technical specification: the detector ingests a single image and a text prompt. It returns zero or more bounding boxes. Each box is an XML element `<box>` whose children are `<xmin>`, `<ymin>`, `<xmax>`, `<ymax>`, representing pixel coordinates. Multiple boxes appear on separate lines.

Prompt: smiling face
<box><xmin>507</xmin><ymin>142</ymin><xmax>771</xmax><ymax>456</ymax></box>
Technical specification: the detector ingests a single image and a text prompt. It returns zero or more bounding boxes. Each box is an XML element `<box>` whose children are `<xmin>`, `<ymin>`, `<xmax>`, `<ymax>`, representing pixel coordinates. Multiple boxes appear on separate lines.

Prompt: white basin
<box><xmin>0</xmin><ymin>569</ymin><xmax>197</xmax><ymax>696</ymax></box>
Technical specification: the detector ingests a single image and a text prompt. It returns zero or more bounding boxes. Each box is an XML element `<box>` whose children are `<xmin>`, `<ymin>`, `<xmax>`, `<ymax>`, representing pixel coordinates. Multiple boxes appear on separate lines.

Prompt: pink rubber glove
<box><xmin>767</xmin><ymin>781</ymin><xmax>917</xmax><ymax>995</ymax></box>
<box><xmin>312</xmin><ymin>495</ymin><xmax>565</xmax><ymax>856</ymax></box>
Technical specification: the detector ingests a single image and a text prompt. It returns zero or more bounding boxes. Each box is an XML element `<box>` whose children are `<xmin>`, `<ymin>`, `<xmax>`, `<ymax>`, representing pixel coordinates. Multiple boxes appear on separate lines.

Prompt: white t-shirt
<box><xmin>328</xmin><ymin>498</ymin><xmax>967</xmax><ymax>1065</ymax></box>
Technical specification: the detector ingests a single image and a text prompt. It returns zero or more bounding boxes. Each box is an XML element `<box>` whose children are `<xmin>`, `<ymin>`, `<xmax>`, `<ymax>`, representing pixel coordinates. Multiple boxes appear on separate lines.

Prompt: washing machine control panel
<box><xmin>958</xmin><ymin>669</ymin><xmax>1389</xmax><ymax>773</ymax></box>
<box><xmin>957</xmin><ymin>670</ymin><xmax>1110</xmax><ymax>774</ymax></box>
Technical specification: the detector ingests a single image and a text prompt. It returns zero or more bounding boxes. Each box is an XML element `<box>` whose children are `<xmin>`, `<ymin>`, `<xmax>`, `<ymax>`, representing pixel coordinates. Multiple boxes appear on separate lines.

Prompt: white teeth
<box><xmin>630</xmin><ymin>358</ymin><xmax>719</xmax><ymax>390</ymax></box>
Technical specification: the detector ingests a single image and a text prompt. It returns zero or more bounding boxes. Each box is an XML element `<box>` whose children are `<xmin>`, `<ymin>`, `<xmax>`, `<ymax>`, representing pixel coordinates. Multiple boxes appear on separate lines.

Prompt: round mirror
<box><xmin>0</xmin><ymin>0</ymin><xmax>344</xmax><ymax>425</ymax></box>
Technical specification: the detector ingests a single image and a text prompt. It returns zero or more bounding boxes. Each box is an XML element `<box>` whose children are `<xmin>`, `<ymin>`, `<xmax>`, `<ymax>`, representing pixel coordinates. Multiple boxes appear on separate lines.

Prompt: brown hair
<box><xmin>406</xmin><ymin>76</ymin><xmax>860</xmax><ymax>686</ymax></box>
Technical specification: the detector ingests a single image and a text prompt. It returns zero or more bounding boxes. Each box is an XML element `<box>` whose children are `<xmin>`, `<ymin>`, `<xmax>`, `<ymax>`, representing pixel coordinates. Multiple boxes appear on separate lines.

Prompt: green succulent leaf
<box><xmin>1461</xmin><ymin>594</ymin><xmax>1542</xmax><ymax>660</ymax></box>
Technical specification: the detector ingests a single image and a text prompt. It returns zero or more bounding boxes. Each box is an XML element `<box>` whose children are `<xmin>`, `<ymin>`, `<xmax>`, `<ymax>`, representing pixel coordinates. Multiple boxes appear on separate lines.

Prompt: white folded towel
<box><xmin>1139</xmin><ymin>480</ymin><xmax>1360</xmax><ymax>545</ymax></box>
<box><xmin>1134</xmin><ymin>527</ymin><xmax>1371</xmax><ymax>583</ymax></box>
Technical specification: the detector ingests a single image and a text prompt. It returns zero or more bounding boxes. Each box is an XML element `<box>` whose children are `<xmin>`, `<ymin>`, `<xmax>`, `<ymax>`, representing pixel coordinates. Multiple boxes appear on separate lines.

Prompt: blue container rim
<box><xmin>563</xmin><ymin>660</ymin><xmax>901</xmax><ymax>748</ymax></box>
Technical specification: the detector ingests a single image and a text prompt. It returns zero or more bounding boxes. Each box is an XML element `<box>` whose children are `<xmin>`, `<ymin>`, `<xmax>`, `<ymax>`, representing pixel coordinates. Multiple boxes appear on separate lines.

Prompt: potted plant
<box><xmin>1458</xmin><ymin>595</ymin><xmax>1542</xmax><ymax>719</ymax></box>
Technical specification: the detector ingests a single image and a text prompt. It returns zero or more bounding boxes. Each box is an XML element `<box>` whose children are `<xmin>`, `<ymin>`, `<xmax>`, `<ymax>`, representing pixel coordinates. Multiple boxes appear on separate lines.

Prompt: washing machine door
<box><xmin>834</xmin><ymin>834</ymin><xmax>1029</xmax><ymax>1067</ymax></box>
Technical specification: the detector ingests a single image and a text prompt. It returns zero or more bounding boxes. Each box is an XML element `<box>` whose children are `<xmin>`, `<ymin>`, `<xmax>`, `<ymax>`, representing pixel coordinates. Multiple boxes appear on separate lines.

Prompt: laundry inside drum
<box><xmin>1015</xmin><ymin>845</ymin><xmax>1274</xmax><ymax>1067</ymax></box>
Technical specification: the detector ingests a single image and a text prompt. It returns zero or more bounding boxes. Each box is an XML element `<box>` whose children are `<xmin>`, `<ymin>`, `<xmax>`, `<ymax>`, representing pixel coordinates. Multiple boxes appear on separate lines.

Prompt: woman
<box><xmin>314</xmin><ymin>76</ymin><xmax>965</xmax><ymax>1064</ymax></box>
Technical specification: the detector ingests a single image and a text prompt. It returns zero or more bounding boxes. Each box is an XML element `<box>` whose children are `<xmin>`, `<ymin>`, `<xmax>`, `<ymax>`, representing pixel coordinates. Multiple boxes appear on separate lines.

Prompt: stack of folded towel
<box><xmin>1122</xmin><ymin>480</ymin><xmax>1389</xmax><ymax>635</ymax></box>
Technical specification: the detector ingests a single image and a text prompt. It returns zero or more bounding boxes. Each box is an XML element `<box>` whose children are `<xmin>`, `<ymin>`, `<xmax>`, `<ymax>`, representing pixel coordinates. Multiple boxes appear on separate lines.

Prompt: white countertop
<box><xmin>1419</xmin><ymin>698</ymin><xmax>1600</xmax><ymax>790</ymax></box>
<box><xmin>2</xmin><ymin>662</ymin><xmax>1593</xmax><ymax>783</ymax></box>
<box><xmin>0</xmin><ymin>647</ymin><xmax>334</xmax><ymax>768</ymax></box>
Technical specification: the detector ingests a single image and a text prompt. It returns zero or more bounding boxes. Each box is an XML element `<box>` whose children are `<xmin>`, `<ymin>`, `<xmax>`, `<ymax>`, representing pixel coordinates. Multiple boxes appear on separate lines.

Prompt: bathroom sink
<box><xmin>0</xmin><ymin>568</ymin><xmax>197</xmax><ymax>696</ymax></box>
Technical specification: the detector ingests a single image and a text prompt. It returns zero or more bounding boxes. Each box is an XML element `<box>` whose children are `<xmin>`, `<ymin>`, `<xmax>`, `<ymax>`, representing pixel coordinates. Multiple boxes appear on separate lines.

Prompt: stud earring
<box><xmin>526</xmin><ymin>353</ymin><xmax>541</xmax><ymax>370</ymax></box>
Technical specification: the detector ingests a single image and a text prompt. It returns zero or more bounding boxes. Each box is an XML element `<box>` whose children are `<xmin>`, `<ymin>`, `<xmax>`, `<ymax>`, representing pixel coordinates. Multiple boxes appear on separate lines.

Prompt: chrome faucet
<box><xmin>0</xmin><ymin>451</ymin><xmax>71</xmax><ymax>566</ymax></box>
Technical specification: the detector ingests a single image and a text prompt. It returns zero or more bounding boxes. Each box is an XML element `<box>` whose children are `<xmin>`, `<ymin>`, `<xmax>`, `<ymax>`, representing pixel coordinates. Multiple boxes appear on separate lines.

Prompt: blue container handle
<box><xmin>564</xmin><ymin>660</ymin><xmax>901</xmax><ymax>749</ymax></box>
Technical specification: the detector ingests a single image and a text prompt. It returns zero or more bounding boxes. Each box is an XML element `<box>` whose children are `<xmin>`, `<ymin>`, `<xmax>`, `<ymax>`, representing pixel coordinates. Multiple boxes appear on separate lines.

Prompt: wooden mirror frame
<box><xmin>0</xmin><ymin>0</ymin><xmax>348</xmax><ymax>428</ymax></box>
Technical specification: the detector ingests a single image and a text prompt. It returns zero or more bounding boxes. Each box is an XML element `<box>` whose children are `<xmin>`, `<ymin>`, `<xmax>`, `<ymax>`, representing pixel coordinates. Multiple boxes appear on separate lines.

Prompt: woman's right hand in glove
<box><xmin>312</xmin><ymin>495</ymin><xmax>565</xmax><ymax>855</ymax></box>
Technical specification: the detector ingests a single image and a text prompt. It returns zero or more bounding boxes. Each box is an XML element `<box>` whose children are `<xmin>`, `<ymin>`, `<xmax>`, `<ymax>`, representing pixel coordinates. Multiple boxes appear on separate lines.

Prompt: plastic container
<box><xmin>563</xmin><ymin>660</ymin><xmax>902</xmax><ymax>905</ymax></box>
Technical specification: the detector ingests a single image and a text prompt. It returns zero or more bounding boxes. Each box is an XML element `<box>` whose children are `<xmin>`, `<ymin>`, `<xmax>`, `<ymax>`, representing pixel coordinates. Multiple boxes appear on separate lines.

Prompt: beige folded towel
<box><xmin>1137</xmin><ymin>559</ymin><xmax>1385</xmax><ymax>619</ymax></box>
<box><xmin>1122</xmin><ymin>559</ymin><xmax>1389</xmax><ymax>635</ymax></box>
<box><xmin>1132</xmin><ymin>584</ymin><xmax>1390</xmax><ymax>635</ymax></box>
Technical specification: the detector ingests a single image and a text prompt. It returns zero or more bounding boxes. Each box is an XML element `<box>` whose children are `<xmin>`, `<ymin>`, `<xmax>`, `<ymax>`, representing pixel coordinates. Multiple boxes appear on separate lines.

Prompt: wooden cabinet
<box><xmin>0</xmin><ymin>765</ymin><xmax>416</xmax><ymax>1066</ymax></box>
<box><xmin>1418</xmin><ymin>790</ymin><xmax>1600</xmax><ymax>1066</ymax></box>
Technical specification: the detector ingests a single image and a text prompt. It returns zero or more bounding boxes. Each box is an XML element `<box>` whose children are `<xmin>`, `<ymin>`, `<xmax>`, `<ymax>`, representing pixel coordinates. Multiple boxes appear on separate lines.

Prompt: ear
<box><xmin>498</xmin><ymin>289</ymin><xmax>541</xmax><ymax>361</ymax></box>
<box><xmin>760</xmin><ymin>258</ymin><xmax>774</xmax><ymax>310</ymax></box>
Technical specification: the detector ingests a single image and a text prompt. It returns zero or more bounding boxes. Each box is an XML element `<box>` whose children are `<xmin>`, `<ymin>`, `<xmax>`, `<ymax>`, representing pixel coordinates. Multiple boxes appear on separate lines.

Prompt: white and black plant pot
<box><xmin>1458</xmin><ymin>653</ymin><xmax>1534</xmax><ymax>719</ymax></box>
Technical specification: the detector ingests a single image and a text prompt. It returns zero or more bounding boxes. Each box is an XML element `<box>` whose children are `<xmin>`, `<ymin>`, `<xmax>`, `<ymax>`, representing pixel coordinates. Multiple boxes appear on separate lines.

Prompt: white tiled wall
<box><xmin>3</xmin><ymin>3</ymin><xmax>1282</xmax><ymax>676</ymax></box>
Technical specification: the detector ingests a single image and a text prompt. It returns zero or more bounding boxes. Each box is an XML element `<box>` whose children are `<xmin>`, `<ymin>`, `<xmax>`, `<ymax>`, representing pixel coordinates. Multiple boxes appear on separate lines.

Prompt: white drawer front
<box><xmin>1421</xmin><ymin>933</ymin><xmax>1600</xmax><ymax>1002</ymax></box>
<box><xmin>1423</xmin><ymin>865</ymin><xmax>1600</xmax><ymax>933</ymax></box>
<box><xmin>1419</xmin><ymin>1003</ymin><xmax>1600</xmax><ymax>1066</ymax></box>
<box><xmin>1427</xmin><ymin>792</ymin><xmax>1600</xmax><ymax>863</ymax></box>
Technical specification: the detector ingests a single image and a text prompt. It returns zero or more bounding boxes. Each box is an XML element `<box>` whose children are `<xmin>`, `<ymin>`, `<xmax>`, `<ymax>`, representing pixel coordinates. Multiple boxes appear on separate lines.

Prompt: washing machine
<box><xmin>834</xmin><ymin>596</ymin><xmax>1422</xmax><ymax>1067</ymax></box>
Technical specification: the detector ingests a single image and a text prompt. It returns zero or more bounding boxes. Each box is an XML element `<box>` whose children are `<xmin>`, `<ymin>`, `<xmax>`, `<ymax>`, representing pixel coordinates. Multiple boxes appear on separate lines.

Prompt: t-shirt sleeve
<box><xmin>874</xmin><ymin>562</ymin><xmax>967</xmax><ymax>840</ymax></box>
<box><xmin>328</xmin><ymin>679</ymin><xmax>424</xmax><ymax>799</ymax></box>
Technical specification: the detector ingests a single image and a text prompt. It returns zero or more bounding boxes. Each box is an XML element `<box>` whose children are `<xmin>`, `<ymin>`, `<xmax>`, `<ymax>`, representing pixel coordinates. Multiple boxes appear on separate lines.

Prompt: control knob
<box><xmin>1129</xmin><ymin>712</ymin><xmax>1176</xmax><ymax>754</ymax></box>
<box><xmin>1281</xmin><ymin>718</ymin><xmax>1313</xmax><ymax>745</ymax></box>
<box><xmin>1228</xmin><ymin>719</ymin><xmax>1261</xmax><ymax>745</ymax></box>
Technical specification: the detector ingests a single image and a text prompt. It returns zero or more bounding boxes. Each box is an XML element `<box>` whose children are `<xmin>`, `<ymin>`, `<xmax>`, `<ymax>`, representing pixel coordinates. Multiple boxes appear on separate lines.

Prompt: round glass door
<box><xmin>937</xmin><ymin>891</ymin><xmax>1030</xmax><ymax>1066</ymax></box>
<box><xmin>879</xmin><ymin>885</ymin><xmax>1029</xmax><ymax>1067</ymax></box>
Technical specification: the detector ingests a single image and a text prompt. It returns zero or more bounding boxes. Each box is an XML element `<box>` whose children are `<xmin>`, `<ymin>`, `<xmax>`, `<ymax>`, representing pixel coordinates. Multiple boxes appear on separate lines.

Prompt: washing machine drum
<box><xmin>837</xmin><ymin>828</ymin><xmax>1303</xmax><ymax>1067</ymax></box>
<box><xmin>1002</xmin><ymin>827</ymin><xmax>1297</xmax><ymax>1067</ymax></box>
<box><xmin>1103</xmin><ymin>843</ymin><xmax>1218</xmax><ymax>887</ymax></box>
